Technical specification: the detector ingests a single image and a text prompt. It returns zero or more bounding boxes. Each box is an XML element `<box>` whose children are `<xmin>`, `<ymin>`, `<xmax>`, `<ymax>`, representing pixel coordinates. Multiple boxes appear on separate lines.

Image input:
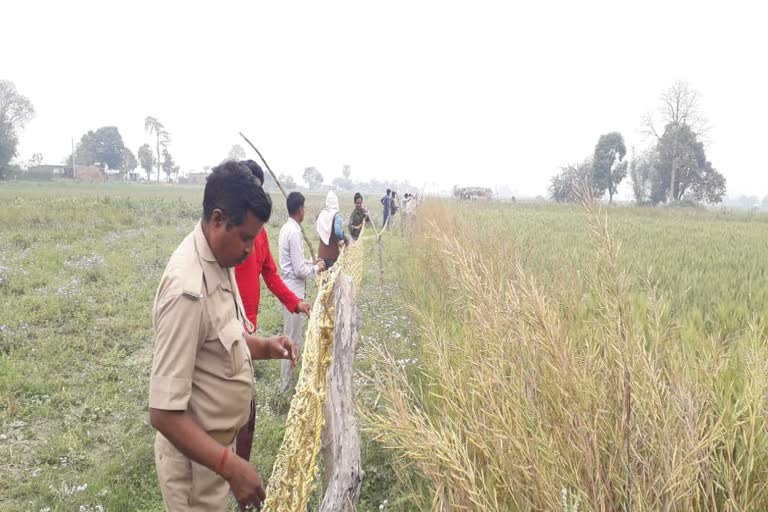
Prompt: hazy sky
<box><xmin>3</xmin><ymin>0</ymin><xmax>767</xmax><ymax>197</ymax></box>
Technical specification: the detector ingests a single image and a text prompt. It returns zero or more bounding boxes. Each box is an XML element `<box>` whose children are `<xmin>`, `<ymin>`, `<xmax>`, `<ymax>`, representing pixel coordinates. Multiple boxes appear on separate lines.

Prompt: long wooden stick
<box><xmin>239</xmin><ymin>132</ymin><xmax>316</xmax><ymax>261</ymax></box>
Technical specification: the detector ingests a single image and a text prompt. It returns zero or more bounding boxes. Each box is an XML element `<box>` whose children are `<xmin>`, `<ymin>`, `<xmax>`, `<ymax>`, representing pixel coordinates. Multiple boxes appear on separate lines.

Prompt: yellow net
<box><xmin>262</xmin><ymin>229</ymin><xmax>367</xmax><ymax>512</ymax></box>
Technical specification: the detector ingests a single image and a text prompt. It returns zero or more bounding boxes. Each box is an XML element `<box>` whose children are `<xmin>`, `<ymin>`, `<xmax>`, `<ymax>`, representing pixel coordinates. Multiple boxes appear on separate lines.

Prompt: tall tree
<box><xmin>651</xmin><ymin>123</ymin><xmax>725</xmax><ymax>204</ymax></box>
<box><xmin>227</xmin><ymin>144</ymin><xmax>247</xmax><ymax>161</ymax></box>
<box><xmin>342</xmin><ymin>165</ymin><xmax>351</xmax><ymax>180</ymax></box>
<box><xmin>138</xmin><ymin>144</ymin><xmax>156</xmax><ymax>181</ymax></box>
<box><xmin>121</xmin><ymin>148</ymin><xmax>138</xmax><ymax>179</ymax></box>
<box><xmin>162</xmin><ymin>147</ymin><xmax>176</xmax><ymax>183</ymax></box>
<box><xmin>303</xmin><ymin>167</ymin><xmax>324</xmax><ymax>189</ymax></box>
<box><xmin>628</xmin><ymin>147</ymin><xmax>656</xmax><ymax>205</ymax></box>
<box><xmin>144</xmin><ymin>116</ymin><xmax>169</xmax><ymax>183</ymax></box>
<box><xmin>549</xmin><ymin>159</ymin><xmax>596</xmax><ymax>203</ymax></box>
<box><xmin>0</xmin><ymin>80</ymin><xmax>35</xmax><ymax>178</ymax></box>
<box><xmin>592</xmin><ymin>132</ymin><xmax>628</xmax><ymax>204</ymax></box>
<box><xmin>69</xmin><ymin>126</ymin><xmax>128</xmax><ymax>170</ymax></box>
<box><xmin>280</xmin><ymin>173</ymin><xmax>297</xmax><ymax>189</ymax></box>
<box><xmin>643</xmin><ymin>81</ymin><xmax>708</xmax><ymax>140</ymax></box>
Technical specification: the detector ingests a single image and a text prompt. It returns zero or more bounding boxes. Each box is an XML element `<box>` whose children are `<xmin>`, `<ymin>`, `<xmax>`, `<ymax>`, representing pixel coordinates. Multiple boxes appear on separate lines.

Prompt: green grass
<box><xmin>0</xmin><ymin>181</ymin><xmax>403</xmax><ymax>511</ymax></box>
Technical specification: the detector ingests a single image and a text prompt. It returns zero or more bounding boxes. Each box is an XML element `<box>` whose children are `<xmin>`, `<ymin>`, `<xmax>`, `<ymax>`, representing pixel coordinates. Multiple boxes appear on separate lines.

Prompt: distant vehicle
<box><xmin>453</xmin><ymin>186</ymin><xmax>494</xmax><ymax>200</ymax></box>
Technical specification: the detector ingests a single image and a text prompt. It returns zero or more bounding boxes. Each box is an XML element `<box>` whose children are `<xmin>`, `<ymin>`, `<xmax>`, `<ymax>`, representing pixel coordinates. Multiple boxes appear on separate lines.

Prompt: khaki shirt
<box><xmin>149</xmin><ymin>221</ymin><xmax>254</xmax><ymax>434</ymax></box>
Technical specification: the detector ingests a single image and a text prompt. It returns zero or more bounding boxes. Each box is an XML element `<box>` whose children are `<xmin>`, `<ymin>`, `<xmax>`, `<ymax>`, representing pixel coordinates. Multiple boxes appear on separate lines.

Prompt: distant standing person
<box><xmin>401</xmin><ymin>193</ymin><xmax>413</xmax><ymax>236</ymax></box>
<box><xmin>316</xmin><ymin>191</ymin><xmax>349</xmax><ymax>269</ymax></box>
<box><xmin>348</xmin><ymin>192</ymin><xmax>370</xmax><ymax>241</ymax></box>
<box><xmin>390</xmin><ymin>190</ymin><xmax>400</xmax><ymax>228</ymax></box>
<box><xmin>278</xmin><ymin>192</ymin><xmax>326</xmax><ymax>393</ymax></box>
<box><xmin>381</xmin><ymin>189</ymin><xmax>392</xmax><ymax>229</ymax></box>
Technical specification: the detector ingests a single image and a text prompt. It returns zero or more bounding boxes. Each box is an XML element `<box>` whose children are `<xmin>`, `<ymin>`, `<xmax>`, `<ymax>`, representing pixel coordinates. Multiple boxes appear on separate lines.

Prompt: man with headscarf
<box><xmin>316</xmin><ymin>191</ymin><xmax>349</xmax><ymax>269</ymax></box>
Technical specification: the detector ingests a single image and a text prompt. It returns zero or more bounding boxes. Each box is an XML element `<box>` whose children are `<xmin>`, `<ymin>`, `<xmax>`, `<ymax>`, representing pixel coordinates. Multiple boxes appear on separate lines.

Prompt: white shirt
<box><xmin>278</xmin><ymin>217</ymin><xmax>319</xmax><ymax>298</ymax></box>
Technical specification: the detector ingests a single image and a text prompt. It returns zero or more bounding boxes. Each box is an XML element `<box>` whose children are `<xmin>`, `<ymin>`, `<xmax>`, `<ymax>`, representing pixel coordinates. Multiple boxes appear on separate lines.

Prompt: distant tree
<box><xmin>120</xmin><ymin>148</ymin><xmax>138</xmax><ymax>178</ymax></box>
<box><xmin>262</xmin><ymin>170</ymin><xmax>278</xmax><ymax>190</ymax></box>
<box><xmin>137</xmin><ymin>144</ymin><xmax>155</xmax><ymax>181</ymax></box>
<box><xmin>0</xmin><ymin>80</ymin><xmax>35</xmax><ymax>178</ymax></box>
<box><xmin>332</xmin><ymin>176</ymin><xmax>354</xmax><ymax>190</ymax></box>
<box><xmin>640</xmin><ymin>82</ymin><xmax>724</xmax><ymax>205</ymax></box>
<box><xmin>227</xmin><ymin>144</ymin><xmax>247</xmax><ymax>161</ymax></box>
<box><xmin>144</xmin><ymin>116</ymin><xmax>169</xmax><ymax>183</ymax></box>
<box><xmin>280</xmin><ymin>173</ymin><xmax>297</xmax><ymax>189</ymax></box>
<box><xmin>68</xmin><ymin>126</ymin><xmax>128</xmax><ymax>170</ymax></box>
<box><xmin>628</xmin><ymin>147</ymin><xmax>657</xmax><ymax>205</ymax></box>
<box><xmin>302</xmin><ymin>166</ymin><xmax>324</xmax><ymax>189</ymax></box>
<box><xmin>29</xmin><ymin>152</ymin><xmax>43</xmax><ymax>167</ymax></box>
<box><xmin>342</xmin><ymin>165</ymin><xmax>351</xmax><ymax>180</ymax></box>
<box><xmin>549</xmin><ymin>159</ymin><xmax>597</xmax><ymax>203</ymax></box>
<box><xmin>0</xmin><ymin>121</ymin><xmax>18</xmax><ymax>179</ymax></box>
<box><xmin>651</xmin><ymin>123</ymin><xmax>725</xmax><ymax>204</ymax></box>
<box><xmin>592</xmin><ymin>132</ymin><xmax>628</xmax><ymax>204</ymax></box>
<box><xmin>162</xmin><ymin>147</ymin><xmax>176</xmax><ymax>183</ymax></box>
<box><xmin>643</xmin><ymin>81</ymin><xmax>708</xmax><ymax>140</ymax></box>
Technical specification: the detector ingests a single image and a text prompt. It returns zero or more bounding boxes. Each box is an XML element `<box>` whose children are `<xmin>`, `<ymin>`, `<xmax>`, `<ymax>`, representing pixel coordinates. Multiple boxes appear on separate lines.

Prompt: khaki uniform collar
<box><xmin>193</xmin><ymin>221</ymin><xmax>233</xmax><ymax>295</ymax></box>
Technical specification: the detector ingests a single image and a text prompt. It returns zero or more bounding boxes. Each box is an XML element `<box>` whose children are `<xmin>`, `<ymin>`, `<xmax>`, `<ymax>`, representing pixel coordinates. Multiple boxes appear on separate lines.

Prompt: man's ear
<box><xmin>210</xmin><ymin>209</ymin><xmax>227</xmax><ymax>227</ymax></box>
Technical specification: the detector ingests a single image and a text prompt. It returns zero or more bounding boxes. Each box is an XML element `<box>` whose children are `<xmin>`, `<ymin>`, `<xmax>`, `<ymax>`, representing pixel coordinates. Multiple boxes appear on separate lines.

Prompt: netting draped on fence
<box><xmin>262</xmin><ymin>229</ymin><xmax>367</xmax><ymax>512</ymax></box>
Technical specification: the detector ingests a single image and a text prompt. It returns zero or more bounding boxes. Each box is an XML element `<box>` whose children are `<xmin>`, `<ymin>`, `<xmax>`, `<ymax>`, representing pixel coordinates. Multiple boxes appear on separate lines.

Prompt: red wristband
<box><xmin>215</xmin><ymin>447</ymin><xmax>229</xmax><ymax>475</ymax></box>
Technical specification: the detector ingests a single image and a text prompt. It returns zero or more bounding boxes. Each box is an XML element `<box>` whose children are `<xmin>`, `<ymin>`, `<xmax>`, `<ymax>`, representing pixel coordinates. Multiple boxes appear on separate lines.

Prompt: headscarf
<box><xmin>316</xmin><ymin>191</ymin><xmax>340</xmax><ymax>245</ymax></box>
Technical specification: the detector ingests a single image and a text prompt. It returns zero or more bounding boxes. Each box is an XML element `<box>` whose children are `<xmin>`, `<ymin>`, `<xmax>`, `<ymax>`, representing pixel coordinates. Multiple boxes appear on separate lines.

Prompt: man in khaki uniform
<box><xmin>149</xmin><ymin>160</ymin><xmax>298</xmax><ymax>511</ymax></box>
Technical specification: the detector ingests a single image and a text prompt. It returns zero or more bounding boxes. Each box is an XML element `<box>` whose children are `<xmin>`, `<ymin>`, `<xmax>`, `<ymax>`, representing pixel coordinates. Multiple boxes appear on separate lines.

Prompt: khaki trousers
<box><xmin>155</xmin><ymin>432</ymin><xmax>233</xmax><ymax>512</ymax></box>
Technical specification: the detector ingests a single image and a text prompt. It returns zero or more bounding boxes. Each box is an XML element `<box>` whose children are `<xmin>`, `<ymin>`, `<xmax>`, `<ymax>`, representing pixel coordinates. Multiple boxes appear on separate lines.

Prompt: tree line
<box><xmin>549</xmin><ymin>82</ymin><xmax>726</xmax><ymax>205</ymax></box>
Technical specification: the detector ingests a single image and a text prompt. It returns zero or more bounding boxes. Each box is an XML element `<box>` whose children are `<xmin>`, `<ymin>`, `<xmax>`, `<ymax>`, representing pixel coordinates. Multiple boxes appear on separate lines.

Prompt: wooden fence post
<box><xmin>319</xmin><ymin>273</ymin><xmax>362</xmax><ymax>511</ymax></box>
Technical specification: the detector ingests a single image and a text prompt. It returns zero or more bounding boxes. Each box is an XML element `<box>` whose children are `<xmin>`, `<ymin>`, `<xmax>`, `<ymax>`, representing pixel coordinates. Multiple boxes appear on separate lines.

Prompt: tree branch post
<box><xmin>320</xmin><ymin>273</ymin><xmax>362</xmax><ymax>512</ymax></box>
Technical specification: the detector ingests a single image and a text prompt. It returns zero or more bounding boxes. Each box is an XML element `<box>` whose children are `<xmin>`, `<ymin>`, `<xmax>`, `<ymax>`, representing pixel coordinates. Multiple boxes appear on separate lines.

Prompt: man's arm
<box><xmin>149</xmin><ymin>409</ymin><xmax>265</xmax><ymax>505</ymax></box>
<box><xmin>334</xmin><ymin>214</ymin><xmax>350</xmax><ymax>245</ymax></box>
<box><xmin>149</xmin><ymin>292</ymin><xmax>264</xmax><ymax>507</ymax></box>
<box><xmin>289</xmin><ymin>229</ymin><xmax>319</xmax><ymax>280</ymax></box>
<box><xmin>261</xmin><ymin>240</ymin><xmax>303</xmax><ymax>313</ymax></box>
<box><xmin>245</xmin><ymin>333</ymin><xmax>299</xmax><ymax>367</ymax></box>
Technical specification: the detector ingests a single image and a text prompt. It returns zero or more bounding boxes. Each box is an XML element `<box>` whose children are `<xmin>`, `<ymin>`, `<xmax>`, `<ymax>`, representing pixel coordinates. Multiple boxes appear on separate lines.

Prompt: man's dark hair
<box><xmin>240</xmin><ymin>159</ymin><xmax>265</xmax><ymax>185</ymax></box>
<box><xmin>203</xmin><ymin>160</ymin><xmax>272</xmax><ymax>225</ymax></box>
<box><xmin>287</xmin><ymin>192</ymin><xmax>305</xmax><ymax>216</ymax></box>
<box><xmin>354</xmin><ymin>192</ymin><xmax>362</xmax><ymax>203</ymax></box>
<box><xmin>386</xmin><ymin>188</ymin><xmax>391</xmax><ymax>195</ymax></box>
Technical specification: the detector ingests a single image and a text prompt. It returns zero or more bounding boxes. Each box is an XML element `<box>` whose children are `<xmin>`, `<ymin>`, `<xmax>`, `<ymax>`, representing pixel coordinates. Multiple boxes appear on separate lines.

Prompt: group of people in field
<box><xmin>380</xmin><ymin>187</ymin><xmax>419</xmax><ymax>235</ymax></box>
<box><xmin>147</xmin><ymin>158</ymin><xmax>419</xmax><ymax>511</ymax></box>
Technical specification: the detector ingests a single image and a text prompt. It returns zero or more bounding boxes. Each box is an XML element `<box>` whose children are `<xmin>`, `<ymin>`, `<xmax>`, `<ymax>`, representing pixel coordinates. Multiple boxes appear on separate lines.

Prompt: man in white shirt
<box><xmin>278</xmin><ymin>192</ymin><xmax>326</xmax><ymax>392</ymax></box>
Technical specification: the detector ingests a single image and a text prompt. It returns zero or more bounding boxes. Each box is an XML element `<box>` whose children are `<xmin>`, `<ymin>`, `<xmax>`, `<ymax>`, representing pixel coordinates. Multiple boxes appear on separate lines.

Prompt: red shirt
<box><xmin>235</xmin><ymin>228</ymin><xmax>301</xmax><ymax>328</ymax></box>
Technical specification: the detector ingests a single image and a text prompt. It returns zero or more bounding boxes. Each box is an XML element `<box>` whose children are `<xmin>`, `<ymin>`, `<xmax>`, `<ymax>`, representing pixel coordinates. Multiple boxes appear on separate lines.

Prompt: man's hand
<box><xmin>316</xmin><ymin>260</ymin><xmax>327</xmax><ymax>272</ymax></box>
<box><xmin>296</xmin><ymin>301</ymin><xmax>312</xmax><ymax>315</ymax></box>
<box><xmin>221</xmin><ymin>454</ymin><xmax>266</xmax><ymax>510</ymax></box>
<box><xmin>267</xmin><ymin>335</ymin><xmax>299</xmax><ymax>368</ymax></box>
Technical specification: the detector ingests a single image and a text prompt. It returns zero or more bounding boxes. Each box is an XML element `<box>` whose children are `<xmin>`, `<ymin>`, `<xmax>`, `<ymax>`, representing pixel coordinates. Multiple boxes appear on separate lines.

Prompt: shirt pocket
<box><xmin>216</xmin><ymin>318</ymin><xmax>248</xmax><ymax>378</ymax></box>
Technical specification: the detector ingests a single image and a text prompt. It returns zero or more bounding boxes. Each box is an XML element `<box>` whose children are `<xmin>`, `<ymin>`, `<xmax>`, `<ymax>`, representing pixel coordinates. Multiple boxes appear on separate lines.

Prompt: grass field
<box><xmin>2</xmin><ymin>181</ymin><xmax>768</xmax><ymax>511</ymax></box>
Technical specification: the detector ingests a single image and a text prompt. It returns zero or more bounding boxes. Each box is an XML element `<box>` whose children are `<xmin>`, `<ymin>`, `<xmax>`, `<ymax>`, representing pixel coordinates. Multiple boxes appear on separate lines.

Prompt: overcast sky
<box><xmin>3</xmin><ymin>0</ymin><xmax>766</xmax><ymax>197</ymax></box>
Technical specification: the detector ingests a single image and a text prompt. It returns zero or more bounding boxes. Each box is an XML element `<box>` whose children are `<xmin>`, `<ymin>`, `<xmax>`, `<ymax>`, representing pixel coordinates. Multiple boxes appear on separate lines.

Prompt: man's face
<box><xmin>355</xmin><ymin>198</ymin><xmax>363</xmax><ymax>209</ymax></box>
<box><xmin>207</xmin><ymin>209</ymin><xmax>264</xmax><ymax>267</ymax></box>
<box><xmin>297</xmin><ymin>205</ymin><xmax>305</xmax><ymax>224</ymax></box>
